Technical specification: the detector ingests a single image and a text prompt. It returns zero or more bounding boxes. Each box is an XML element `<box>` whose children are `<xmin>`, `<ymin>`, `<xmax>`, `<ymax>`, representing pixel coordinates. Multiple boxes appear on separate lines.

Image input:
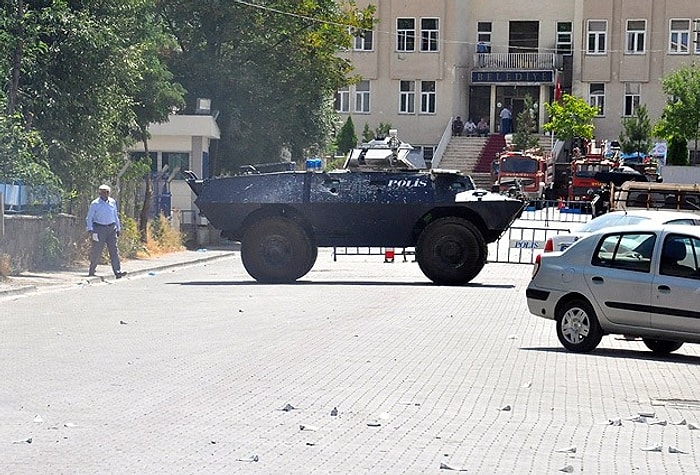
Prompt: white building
<box><xmin>338</xmin><ymin>0</ymin><xmax>700</xmax><ymax>163</ymax></box>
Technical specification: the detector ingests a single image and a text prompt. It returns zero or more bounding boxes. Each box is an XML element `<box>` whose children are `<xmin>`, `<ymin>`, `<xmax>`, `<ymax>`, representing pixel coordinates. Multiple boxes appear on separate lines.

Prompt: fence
<box><xmin>332</xmin><ymin>200</ymin><xmax>593</xmax><ymax>265</ymax></box>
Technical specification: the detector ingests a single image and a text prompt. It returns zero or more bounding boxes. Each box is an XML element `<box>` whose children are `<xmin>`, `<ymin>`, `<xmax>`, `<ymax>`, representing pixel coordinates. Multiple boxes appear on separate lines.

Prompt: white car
<box><xmin>527</xmin><ymin>224</ymin><xmax>700</xmax><ymax>353</ymax></box>
<box><xmin>544</xmin><ymin>209</ymin><xmax>700</xmax><ymax>253</ymax></box>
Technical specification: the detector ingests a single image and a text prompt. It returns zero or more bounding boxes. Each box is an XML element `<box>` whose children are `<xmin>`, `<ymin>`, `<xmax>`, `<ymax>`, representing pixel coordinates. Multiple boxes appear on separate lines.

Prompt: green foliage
<box><xmin>0</xmin><ymin>108</ymin><xmax>58</xmax><ymax>188</ymax></box>
<box><xmin>157</xmin><ymin>0</ymin><xmax>376</xmax><ymax>169</ymax></box>
<box><xmin>667</xmin><ymin>136</ymin><xmax>690</xmax><ymax>166</ymax></box>
<box><xmin>1</xmin><ymin>0</ymin><xmax>185</xmax><ymax>211</ymax></box>
<box><xmin>543</xmin><ymin>94</ymin><xmax>597</xmax><ymax>141</ymax></box>
<box><xmin>653</xmin><ymin>63</ymin><xmax>700</xmax><ymax>152</ymax></box>
<box><xmin>336</xmin><ymin>116</ymin><xmax>357</xmax><ymax>155</ymax></box>
<box><xmin>117</xmin><ymin>215</ymin><xmax>145</xmax><ymax>259</ymax></box>
<box><xmin>362</xmin><ymin>123</ymin><xmax>373</xmax><ymax>142</ymax></box>
<box><xmin>40</xmin><ymin>226</ymin><xmax>62</xmax><ymax>269</ymax></box>
<box><xmin>375</xmin><ymin>122</ymin><xmax>392</xmax><ymax>138</ymax></box>
<box><xmin>619</xmin><ymin>105</ymin><xmax>652</xmax><ymax>154</ymax></box>
<box><xmin>512</xmin><ymin>95</ymin><xmax>540</xmax><ymax>151</ymax></box>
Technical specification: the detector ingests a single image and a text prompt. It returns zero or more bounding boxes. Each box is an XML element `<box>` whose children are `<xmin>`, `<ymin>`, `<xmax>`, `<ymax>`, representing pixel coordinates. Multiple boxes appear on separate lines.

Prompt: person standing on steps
<box><xmin>499</xmin><ymin>106</ymin><xmax>512</xmax><ymax>135</ymax></box>
<box><xmin>86</xmin><ymin>184</ymin><xmax>127</xmax><ymax>278</ymax></box>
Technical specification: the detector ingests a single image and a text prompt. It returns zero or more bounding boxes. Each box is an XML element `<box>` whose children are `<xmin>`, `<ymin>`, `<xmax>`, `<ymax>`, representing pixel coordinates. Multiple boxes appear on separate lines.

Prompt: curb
<box><xmin>0</xmin><ymin>250</ymin><xmax>236</xmax><ymax>298</ymax></box>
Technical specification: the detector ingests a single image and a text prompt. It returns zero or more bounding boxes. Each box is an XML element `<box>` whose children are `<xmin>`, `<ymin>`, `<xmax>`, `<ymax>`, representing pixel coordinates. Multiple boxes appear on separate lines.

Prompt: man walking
<box><xmin>86</xmin><ymin>184</ymin><xmax>126</xmax><ymax>278</ymax></box>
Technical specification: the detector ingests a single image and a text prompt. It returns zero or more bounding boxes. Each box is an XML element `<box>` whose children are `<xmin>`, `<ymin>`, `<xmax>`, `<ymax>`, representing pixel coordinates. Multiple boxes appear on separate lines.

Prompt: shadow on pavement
<box><xmin>521</xmin><ymin>346</ymin><xmax>700</xmax><ymax>364</ymax></box>
<box><xmin>169</xmin><ymin>280</ymin><xmax>516</xmax><ymax>288</ymax></box>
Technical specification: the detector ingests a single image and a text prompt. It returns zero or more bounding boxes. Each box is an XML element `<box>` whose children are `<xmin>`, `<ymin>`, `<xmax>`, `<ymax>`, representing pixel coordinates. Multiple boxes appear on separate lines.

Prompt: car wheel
<box><xmin>555</xmin><ymin>299</ymin><xmax>603</xmax><ymax>353</ymax></box>
<box><xmin>416</xmin><ymin>217</ymin><xmax>486</xmax><ymax>285</ymax></box>
<box><xmin>642</xmin><ymin>339</ymin><xmax>684</xmax><ymax>354</ymax></box>
<box><xmin>241</xmin><ymin>216</ymin><xmax>316</xmax><ymax>283</ymax></box>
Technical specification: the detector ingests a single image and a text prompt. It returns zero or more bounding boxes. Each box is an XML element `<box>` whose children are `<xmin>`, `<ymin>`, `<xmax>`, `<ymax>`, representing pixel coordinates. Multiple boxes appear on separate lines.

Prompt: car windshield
<box><xmin>580</xmin><ymin>214</ymin><xmax>649</xmax><ymax>233</ymax></box>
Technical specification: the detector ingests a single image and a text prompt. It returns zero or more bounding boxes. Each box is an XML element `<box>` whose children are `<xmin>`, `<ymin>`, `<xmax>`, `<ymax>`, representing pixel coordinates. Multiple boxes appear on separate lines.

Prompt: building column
<box><xmin>489</xmin><ymin>85</ymin><xmax>497</xmax><ymax>134</ymax></box>
<box><xmin>538</xmin><ymin>85</ymin><xmax>548</xmax><ymax>133</ymax></box>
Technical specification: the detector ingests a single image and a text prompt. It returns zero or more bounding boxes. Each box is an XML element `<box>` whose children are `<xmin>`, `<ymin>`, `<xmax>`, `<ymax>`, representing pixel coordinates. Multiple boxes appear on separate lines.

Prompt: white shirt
<box><xmin>86</xmin><ymin>196</ymin><xmax>121</xmax><ymax>232</ymax></box>
<box><xmin>500</xmin><ymin>108</ymin><xmax>512</xmax><ymax>119</ymax></box>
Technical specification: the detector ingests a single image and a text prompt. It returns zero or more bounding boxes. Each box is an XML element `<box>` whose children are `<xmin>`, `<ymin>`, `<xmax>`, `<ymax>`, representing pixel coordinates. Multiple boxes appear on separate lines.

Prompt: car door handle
<box><xmin>591</xmin><ymin>276</ymin><xmax>604</xmax><ymax>284</ymax></box>
<box><xmin>657</xmin><ymin>285</ymin><xmax>671</xmax><ymax>293</ymax></box>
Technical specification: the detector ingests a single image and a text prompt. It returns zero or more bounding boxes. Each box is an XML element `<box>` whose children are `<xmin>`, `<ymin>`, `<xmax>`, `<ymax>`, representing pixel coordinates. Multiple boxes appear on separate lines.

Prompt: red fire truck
<box><xmin>492</xmin><ymin>151</ymin><xmax>548</xmax><ymax>202</ymax></box>
<box><xmin>568</xmin><ymin>146</ymin><xmax>616</xmax><ymax>202</ymax></box>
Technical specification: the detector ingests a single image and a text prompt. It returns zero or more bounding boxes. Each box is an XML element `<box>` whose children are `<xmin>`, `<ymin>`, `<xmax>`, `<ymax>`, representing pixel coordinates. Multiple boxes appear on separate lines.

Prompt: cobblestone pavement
<box><xmin>0</xmin><ymin>250</ymin><xmax>698</xmax><ymax>474</ymax></box>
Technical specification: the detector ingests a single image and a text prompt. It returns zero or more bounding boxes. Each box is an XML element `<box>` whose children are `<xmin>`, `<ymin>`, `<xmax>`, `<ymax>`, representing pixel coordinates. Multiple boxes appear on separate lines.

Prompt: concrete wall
<box><xmin>0</xmin><ymin>214</ymin><xmax>82</xmax><ymax>273</ymax></box>
<box><xmin>660</xmin><ymin>165</ymin><xmax>700</xmax><ymax>185</ymax></box>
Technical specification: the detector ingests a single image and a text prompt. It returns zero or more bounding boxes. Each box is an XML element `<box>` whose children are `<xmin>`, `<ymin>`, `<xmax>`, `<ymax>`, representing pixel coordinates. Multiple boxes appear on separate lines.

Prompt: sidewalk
<box><xmin>0</xmin><ymin>245</ymin><xmax>238</xmax><ymax>298</ymax></box>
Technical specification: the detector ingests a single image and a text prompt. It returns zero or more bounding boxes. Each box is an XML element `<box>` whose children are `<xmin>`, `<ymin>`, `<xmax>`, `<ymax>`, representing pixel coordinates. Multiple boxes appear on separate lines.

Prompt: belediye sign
<box><xmin>471</xmin><ymin>70</ymin><xmax>554</xmax><ymax>84</ymax></box>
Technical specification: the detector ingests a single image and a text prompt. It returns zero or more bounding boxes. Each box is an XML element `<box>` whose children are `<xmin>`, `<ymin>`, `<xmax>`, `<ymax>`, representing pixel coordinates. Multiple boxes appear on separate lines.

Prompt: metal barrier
<box><xmin>518</xmin><ymin>200</ymin><xmax>593</xmax><ymax>224</ymax></box>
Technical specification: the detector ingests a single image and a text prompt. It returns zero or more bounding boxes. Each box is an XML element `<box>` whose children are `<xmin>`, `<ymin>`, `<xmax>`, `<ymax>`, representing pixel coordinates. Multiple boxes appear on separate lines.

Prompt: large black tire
<box><xmin>415</xmin><ymin>217</ymin><xmax>486</xmax><ymax>285</ymax></box>
<box><xmin>642</xmin><ymin>339</ymin><xmax>684</xmax><ymax>354</ymax></box>
<box><xmin>555</xmin><ymin>299</ymin><xmax>603</xmax><ymax>353</ymax></box>
<box><xmin>240</xmin><ymin>217</ymin><xmax>316</xmax><ymax>283</ymax></box>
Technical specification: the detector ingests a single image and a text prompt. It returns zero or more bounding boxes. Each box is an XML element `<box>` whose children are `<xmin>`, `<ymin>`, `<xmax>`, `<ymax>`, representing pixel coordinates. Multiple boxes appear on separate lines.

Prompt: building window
<box><xmin>556</xmin><ymin>22</ymin><xmax>573</xmax><ymax>55</ymax></box>
<box><xmin>623</xmin><ymin>82</ymin><xmax>641</xmax><ymax>117</ymax></box>
<box><xmin>335</xmin><ymin>86</ymin><xmax>350</xmax><ymax>113</ymax></box>
<box><xmin>399</xmin><ymin>81</ymin><xmax>415</xmax><ymax>114</ymax></box>
<box><xmin>694</xmin><ymin>19</ymin><xmax>700</xmax><ymax>54</ymax></box>
<box><xmin>589</xmin><ymin>83</ymin><xmax>605</xmax><ymax>116</ymax></box>
<box><xmin>130</xmin><ymin>151</ymin><xmax>158</xmax><ymax>173</ymax></box>
<box><xmin>162</xmin><ymin>152</ymin><xmax>190</xmax><ymax>180</ymax></box>
<box><xmin>477</xmin><ymin>22</ymin><xmax>492</xmax><ymax>44</ymax></box>
<box><xmin>625</xmin><ymin>20</ymin><xmax>646</xmax><ymax>54</ymax></box>
<box><xmin>421</xmin><ymin>18</ymin><xmax>439</xmax><ymax>52</ymax></box>
<box><xmin>353</xmin><ymin>29</ymin><xmax>373</xmax><ymax>51</ymax></box>
<box><xmin>397</xmin><ymin>18</ymin><xmax>416</xmax><ymax>52</ymax></box>
<box><xmin>420</xmin><ymin>81</ymin><xmax>436</xmax><ymax>114</ymax></box>
<box><xmin>669</xmin><ymin>19</ymin><xmax>690</xmax><ymax>54</ymax></box>
<box><xmin>354</xmin><ymin>80</ymin><xmax>370</xmax><ymax>113</ymax></box>
<box><xmin>587</xmin><ymin>20</ymin><xmax>607</xmax><ymax>54</ymax></box>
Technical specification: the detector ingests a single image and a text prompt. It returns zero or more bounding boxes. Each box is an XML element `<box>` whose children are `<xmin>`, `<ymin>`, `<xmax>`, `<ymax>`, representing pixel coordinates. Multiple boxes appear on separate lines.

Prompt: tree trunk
<box><xmin>138</xmin><ymin>136</ymin><xmax>152</xmax><ymax>243</ymax></box>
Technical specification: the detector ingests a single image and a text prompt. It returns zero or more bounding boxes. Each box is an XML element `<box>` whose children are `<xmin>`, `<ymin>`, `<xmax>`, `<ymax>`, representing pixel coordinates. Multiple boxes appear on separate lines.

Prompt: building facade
<box><xmin>337</xmin><ymin>0</ymin><xmax>700</xmax><ymax>161</ymax></box>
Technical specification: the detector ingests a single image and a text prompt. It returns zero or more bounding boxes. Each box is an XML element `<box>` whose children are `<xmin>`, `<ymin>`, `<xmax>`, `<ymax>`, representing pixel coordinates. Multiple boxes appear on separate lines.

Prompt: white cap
<box><xmin>98</xmin><ymin>184</ymin><xmax>111</xmax><ymax>192</ymax></box>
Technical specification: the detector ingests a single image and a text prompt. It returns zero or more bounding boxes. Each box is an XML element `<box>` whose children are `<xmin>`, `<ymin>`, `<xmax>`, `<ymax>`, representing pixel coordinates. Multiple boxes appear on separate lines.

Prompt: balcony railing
<box><xmin>473</xmin><ymin>53</ymin><xmax>562</xmax><ymax>70</ymax></box>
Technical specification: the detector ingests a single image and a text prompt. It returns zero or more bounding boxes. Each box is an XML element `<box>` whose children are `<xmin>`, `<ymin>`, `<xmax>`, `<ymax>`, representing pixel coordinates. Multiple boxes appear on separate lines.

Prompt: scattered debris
<box><xmin>119</xmin><ymin>320</ymin><xmax>128</xmax><ymax>325</ymax></box>
<box><xmin>648</xmin><ymin>419</ymin><xmax>667</xmax><ymax>426</ymax></box>
<box><xmin>12</xmin><ymin>437</ymin><xmax>32</xmax><ymax>444</ymax></box>
<box><xmin>625</xmin><ymin>415</ymin><xmax>647</xmax><ymax>423</ymax></box>
<box><xmin>638</xmin><ymin>411</ymin><xmax>655</xmax><ymax>418</ymax></box>
<box><xmin>367</xmin><ymin>421</ymin><xmax>381</xmax><ymax>427</ymax></box>
<box><xmin>671</xmin><ymin>418</ymin><xmax>687</xmax><ymax>425</ymax></box>
<box><xmin>688</xmin><ymin>422</ymin><xmax>699</xmax><ymax>430</ymax></box>
<box><xmin>63</xmin><ymin>422</ymin><xmax>77</xmax><ymax>428</ymax></box>
<box><xmin>499</xmin><ymin>405</ymin><xmax>511</xmax><ymax>412</ymax></box>
<box><xmin>439</xmin><ymin>462</ymin><xmax>468</xmax><ymax>471</ymax></box>
<box><xmin>641</xmin><ymin>444</ymin><xmax>663</xmax><ymax>452</ymax></box>
<box><xmin>558</xmin><ymin>464</ymin><xmax>574</xmax><ymax>473</ymax></box>
<box><xmin>281</xmin><ymin>403</ymin><xmax>295</xmax><ymax>412</ymax></box>
<box><xmin>236</xmin><ymin>454</ymin><xmax>259</xmax><ymax>462</ymax></box>
<box><xmin>33</xmin><ymin>415</ymin><xmax>43</xmax><ymax>423</ymax></box>
<box><xmin>305</xmin><ymin>442</ymin><xmax>316</xmax><ymax>446</ymax></box>
<box><xmin>668</xmin><ymin>446</ymin><xmax>687</xmax><ymax>454</ymax></box>
<box><xmin>521</xmin><ymin>382</ymin><xmax>532</xmax><ymax>388</ymax></box>
<box><xmin>555</xmin><ymin>446</ymin><xmax>576</xmax><ymax>454</ymax></box>
<box><xmin>299</xmin><ymin>424</ymin><xmax>318</xmax><ymax>432</ymax></box>
<box><xmin>330</xmin><ymin>407</ymin><xmax>338</xmax><ymax>417</ymax></box>
<box><xmin>507</xmin><ymin>335</ymin><xmax>518</xmax><ymax>340</ymax></box>
<box><xmin>603</xmin><ymin>418</ymin><xmax>622</xmax><ymax>426</ymax></box>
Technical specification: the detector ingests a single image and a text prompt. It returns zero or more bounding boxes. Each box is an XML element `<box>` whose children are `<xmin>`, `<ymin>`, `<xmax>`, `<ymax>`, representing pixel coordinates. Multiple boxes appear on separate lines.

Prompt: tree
<box><xmin>512</xmin><ymin>95</ymin><xmax>540</xmax><ymax>151</ymax></box>
<box><xmin>543</xmin><ymin>94</ymin><xmax>598</xmax><ymax>141</ymax></box>
<box><xmin>0</xmin><ymin>1</ymin><xmax>186</xmax><ymax>219</ymax></box>
<box><xmin>157</xmin><ymin>0</ymin><xmax>376</xmax><ymax>172</ymax></box>
<box><xmin>653</xmin><ymin>63</ymin><xmax>700</xmax><ymax>164</ymax></box>
<box><xmin>335</xmin><ymin>117</ymin><xmax>357</xmax><ymax>155</ymax></box>
<box><xmin>619</xmin><ymin>104</ymin><xmax>652</xmax><ymax>154</ymax></box>
<box><xmin>666</xmin><ymin>136</ymin><xmax>690</xmax><ymax>166</ymax></box>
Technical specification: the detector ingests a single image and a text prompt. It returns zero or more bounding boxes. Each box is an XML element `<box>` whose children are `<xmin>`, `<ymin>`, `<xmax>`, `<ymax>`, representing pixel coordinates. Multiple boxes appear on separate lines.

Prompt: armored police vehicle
<box><xmin>185</xmin><ymin>133</ymin><xmax>524</xmax><ymax>285</ymax></box>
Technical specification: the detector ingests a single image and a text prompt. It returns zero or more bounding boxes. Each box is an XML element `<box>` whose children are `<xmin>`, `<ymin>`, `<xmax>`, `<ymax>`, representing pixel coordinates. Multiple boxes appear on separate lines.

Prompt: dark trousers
<box><xmin>89</xmin><ymin>223</ymin><xmax>121</xmax><ymax>275</ymax></box>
